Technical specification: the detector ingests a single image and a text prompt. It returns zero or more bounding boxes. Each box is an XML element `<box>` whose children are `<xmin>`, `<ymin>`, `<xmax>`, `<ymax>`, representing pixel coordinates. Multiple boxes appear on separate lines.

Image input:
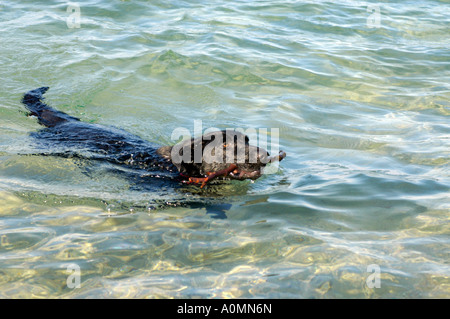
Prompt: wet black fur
<box><xmin>22</xmin><ymin>87</ymin><xmax>270</xmax><ymax>186</ymax></box>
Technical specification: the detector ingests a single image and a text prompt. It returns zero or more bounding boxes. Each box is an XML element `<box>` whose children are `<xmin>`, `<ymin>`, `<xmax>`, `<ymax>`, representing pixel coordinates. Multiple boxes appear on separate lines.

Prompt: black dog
<box><xmin>22</xmin><ymin>87</ymin><xmax>285</xmax><ymax>188</ymax></box>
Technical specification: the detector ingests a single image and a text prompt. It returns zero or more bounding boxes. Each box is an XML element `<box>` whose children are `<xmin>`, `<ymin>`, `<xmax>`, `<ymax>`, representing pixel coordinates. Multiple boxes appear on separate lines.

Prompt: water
<box><xmin>0</xmin><ymin>0</ymin><xmax>449</xmax><ymax>298</ymax></box>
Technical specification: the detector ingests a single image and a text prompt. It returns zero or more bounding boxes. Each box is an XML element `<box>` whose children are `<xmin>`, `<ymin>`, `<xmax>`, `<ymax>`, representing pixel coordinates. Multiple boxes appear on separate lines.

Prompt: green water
<box><xmin>0</xmin><ymin>0</ymin><xmax>449</xmax><ymax>298</ymax></box>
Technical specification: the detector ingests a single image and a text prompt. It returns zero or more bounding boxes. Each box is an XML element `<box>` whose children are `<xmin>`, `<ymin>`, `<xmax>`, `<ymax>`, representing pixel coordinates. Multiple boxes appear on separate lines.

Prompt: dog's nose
<box><xmin>268</xmin><ymin>150</ymin><xmax>286</xmax><ymax>163</ymax></box>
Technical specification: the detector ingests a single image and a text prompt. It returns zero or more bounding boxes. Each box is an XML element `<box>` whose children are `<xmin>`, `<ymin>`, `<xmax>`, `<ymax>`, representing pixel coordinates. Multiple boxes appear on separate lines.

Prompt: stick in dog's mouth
<box><xmin>186</xmin><ymin>150</ymin><xmax>287</xmax><ymax>188</ymax></box>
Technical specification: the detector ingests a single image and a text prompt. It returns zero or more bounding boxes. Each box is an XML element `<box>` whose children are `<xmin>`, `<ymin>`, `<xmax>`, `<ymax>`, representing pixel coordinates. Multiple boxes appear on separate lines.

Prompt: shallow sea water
<box><xmin>0</xmin><ymin>0</ymin><xmax>449</xmax><ymax>298</ymax></box>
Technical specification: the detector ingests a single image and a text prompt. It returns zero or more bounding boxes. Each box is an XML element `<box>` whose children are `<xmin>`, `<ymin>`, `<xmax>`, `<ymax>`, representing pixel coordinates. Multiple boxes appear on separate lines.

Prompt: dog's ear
<box><xmin>156</xmin><ymin>146</ymin><xmax>173</xmax><ymax>160</ymax></box>
<box><xmin>166</xmin><ymin>136</ymin><xmax>203</xmax><ymax>175</ymax></box>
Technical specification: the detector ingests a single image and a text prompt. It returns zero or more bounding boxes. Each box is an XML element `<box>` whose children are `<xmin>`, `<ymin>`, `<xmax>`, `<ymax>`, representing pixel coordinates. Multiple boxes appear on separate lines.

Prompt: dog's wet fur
<box><xmin>22</xmin><ymin>87</ymin><xmax>285</xmax><ymax>188</ymax></box>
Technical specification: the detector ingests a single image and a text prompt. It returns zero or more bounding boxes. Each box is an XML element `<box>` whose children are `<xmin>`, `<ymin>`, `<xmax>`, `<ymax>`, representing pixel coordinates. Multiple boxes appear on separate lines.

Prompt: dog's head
<box><xmin>157</xmin><ymin>130</ymin><xmax>285</xmax><ymax>183</ymax></box>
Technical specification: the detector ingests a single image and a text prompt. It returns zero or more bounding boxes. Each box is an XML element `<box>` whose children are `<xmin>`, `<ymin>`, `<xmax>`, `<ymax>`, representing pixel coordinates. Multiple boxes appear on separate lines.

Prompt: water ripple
<box><xmin>0</xmin><ymin>0</ymin><xmax>448</xmax><ymax>298</ymax></box>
